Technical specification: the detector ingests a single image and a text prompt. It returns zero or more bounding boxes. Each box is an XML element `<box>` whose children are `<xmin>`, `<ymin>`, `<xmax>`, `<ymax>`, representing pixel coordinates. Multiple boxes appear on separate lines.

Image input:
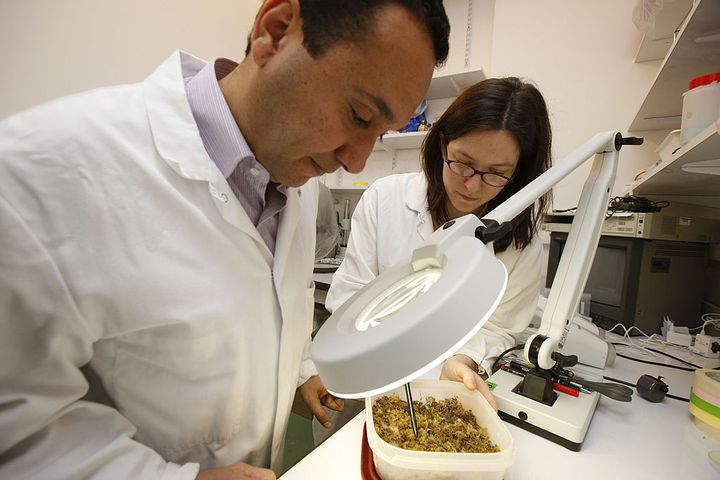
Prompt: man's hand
<box><xmin>298</xmin><ymin>375</ymin><xmax>344</xmax><ymax>428</ymax></box>
<box><xmin>196</xmin><ymin>462</ymin><xmax>276</xmax><ymax>480</ymax></box>
<box><xmin>441</xmin><ymin>354</ymin><xmax>498</xmax><ymax>411</ymax></box>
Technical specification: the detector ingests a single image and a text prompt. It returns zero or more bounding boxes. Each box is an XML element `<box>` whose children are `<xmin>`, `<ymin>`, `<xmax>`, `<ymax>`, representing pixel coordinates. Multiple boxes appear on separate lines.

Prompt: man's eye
<box><xmin>351</xmin><ymin>108</ymin><xmax>370</xmax><ymax>128</ymax></box>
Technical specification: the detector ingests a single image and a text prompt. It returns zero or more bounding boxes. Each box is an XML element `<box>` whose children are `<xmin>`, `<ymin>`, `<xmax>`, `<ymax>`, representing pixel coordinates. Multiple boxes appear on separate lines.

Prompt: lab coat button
<box><xmin>219</xmin><ymin>192</ymin><xmax>229</xmax><ymax>203</ymax></box>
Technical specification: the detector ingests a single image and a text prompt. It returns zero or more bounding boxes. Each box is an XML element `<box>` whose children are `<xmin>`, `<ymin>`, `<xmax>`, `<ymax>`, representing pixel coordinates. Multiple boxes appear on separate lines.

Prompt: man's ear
<box><xmin>250</xmin><ymin>0</ymin><xmax>300</xmax><ymax>67</ymax></box>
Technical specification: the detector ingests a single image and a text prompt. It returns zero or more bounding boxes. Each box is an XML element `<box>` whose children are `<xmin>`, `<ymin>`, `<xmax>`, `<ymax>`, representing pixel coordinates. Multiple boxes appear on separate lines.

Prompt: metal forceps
<box><xmin>404</xmin><ymin>383</ymin><xmax>419</xmax><ymax>438</ymax></box>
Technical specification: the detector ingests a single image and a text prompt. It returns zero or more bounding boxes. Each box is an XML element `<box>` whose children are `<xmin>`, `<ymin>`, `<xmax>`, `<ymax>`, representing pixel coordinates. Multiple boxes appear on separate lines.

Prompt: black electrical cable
<box><xmin>602</xmin><ymin>375</ymin><xmax>634</xmax><ymax>387</ymax></box>
<box><xmin>610</xmin><ymin>343</ymin><xmax>697</xmax><ymax>371</ymax></box>
<box><xmin>607</xmin><ymin>195</ymin><xmax>669</xmax><ymax>213</ymax></box>
<box><xmin>491</xmin><ymin>344</ymin><xmax>525</xmax><ymax>374</ymax></box>
<box><xmin>615</xmin><ymin>352</ymin><xmax>695</xmax><ymax>371</ymax></box>
<box><xmin>666</xmin><ymin>393</ymin><xmax>690</xmax><ymax>402</ymax></box>
<box><xmin>643</xmin><ymin>347</ymin><xmax>708</xmax><ymax>369</ymax></box>
<box><xmin>553</xmin><ymin>196</ymin><xmax>669</xmax><ymax>220</ymax></box>
<box><xmin>603</xmin><ymin>375</ymin><xmax>689</xmax><ymax>402</ymax></box>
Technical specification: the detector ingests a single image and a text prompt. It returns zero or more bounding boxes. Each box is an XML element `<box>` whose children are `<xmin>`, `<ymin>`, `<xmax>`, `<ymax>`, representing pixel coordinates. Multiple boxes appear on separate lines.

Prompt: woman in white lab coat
<box><xmin>326</xmin><ymin>77</ymin><xmax>552</xmax><ymax>407</ymax></box>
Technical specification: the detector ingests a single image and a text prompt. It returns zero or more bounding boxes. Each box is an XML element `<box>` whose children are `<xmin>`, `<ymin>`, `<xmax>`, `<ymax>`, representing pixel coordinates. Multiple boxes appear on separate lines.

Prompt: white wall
<box><xmin>0</xmin><ymin>0</ymin><xmax>261</xmax><ymax>119</ymax></box>
<box><xmin>0</xmin><ymin>0</ymin><xmax>679</xmax><ymax>212</ymax></box>
<box><xmin>328</xmin><ymin>0</ymin><xmax>666</xmax><ymax>210</ymax></box>
<box><xmin>489</xmin><ymin>0</ymin><xmax>666</xmax><ymax>210</ymax></box>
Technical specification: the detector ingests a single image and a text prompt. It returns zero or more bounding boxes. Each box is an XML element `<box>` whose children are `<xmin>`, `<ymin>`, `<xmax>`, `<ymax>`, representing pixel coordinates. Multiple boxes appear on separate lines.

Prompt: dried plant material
<box><xmin>372</xmin><ymin>395</ymin><xmax>499</xmax><ymax>453</ymax></box>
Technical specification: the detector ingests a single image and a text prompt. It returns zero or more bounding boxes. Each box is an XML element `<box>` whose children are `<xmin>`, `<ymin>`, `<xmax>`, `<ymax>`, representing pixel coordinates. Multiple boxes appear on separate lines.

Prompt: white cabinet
<box><xmin>630</xmin><ymin>0</ymin><xmax>720</xmax><ymax>132</ymax></box>
<box><xmin>628</xmin><ymin>0</ymin><xmax>720</xmax><ymax>208</ymax></box>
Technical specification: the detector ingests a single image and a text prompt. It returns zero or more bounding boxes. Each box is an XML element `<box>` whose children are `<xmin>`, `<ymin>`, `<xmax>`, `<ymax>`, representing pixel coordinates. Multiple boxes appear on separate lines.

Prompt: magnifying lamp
<box><xmin>311</xmin><ymin>130</ymin><xmax>642</xmax><ymax>448</ymax></box>
<box><xmin>311</xmin><ymin>213</ymin><xmax>508</xmax><ymax>398</ymax></box>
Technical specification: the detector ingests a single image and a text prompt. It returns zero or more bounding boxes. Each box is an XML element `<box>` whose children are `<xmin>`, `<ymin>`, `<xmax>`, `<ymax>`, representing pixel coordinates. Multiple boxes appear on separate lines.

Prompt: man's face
<box><xmin>244</xmin><ymin>4</ymin><xmax>436</xmax><ymax>187</ymax></box>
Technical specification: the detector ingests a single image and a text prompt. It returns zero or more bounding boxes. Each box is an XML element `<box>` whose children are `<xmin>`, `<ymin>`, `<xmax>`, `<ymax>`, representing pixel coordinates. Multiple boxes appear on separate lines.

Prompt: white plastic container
<box><xmin>680</xmin><ymin>73</ymin><xmax>720</xmax><ymax>144</ymax></box>
<box><xmin>366</xmin><ymin>379</ymin><xmax>514</xmax><ymax>480</ymax></box>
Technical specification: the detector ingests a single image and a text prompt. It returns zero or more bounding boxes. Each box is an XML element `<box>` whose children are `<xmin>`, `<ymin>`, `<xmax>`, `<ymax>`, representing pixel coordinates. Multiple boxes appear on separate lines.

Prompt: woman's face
<box><xmin>442</xmin><ymin>129</ymin><xmax>520</xmax><ymax>219</ymax></box>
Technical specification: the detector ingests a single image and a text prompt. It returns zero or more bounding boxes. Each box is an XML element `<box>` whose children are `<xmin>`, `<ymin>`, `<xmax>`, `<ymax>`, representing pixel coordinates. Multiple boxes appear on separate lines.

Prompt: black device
<box><xmin>608</xmin><ymin>195</ymin><xmax>664</xmax><ymax>213</ymax></box>
<box><xmin>546</xmin><ymin>232</ymin><xmax>708</xmax><ymax>335</ymax></box>
<box><xmin>636</xmin><ymin>375</ymin><xmax>668</xmax><ymax>403</ymax></box>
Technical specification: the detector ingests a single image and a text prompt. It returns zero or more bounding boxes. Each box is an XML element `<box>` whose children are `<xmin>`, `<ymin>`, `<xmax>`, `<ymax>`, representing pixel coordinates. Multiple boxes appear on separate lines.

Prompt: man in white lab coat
<box><xmin>0</xmin><ymin>1</ymin><xmax>449</xmax><ymax>479</ymax></box>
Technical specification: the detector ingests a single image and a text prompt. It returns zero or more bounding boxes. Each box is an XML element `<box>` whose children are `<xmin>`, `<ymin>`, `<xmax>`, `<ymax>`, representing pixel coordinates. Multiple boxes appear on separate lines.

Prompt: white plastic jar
<box><xmin>681</xmin><ymin>72</ymin><xmax>720</xmax><ymax>144</ymax></box>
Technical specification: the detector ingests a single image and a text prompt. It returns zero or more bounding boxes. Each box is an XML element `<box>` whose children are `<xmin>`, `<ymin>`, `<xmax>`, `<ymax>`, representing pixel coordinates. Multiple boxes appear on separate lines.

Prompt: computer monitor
<box><xmin>546</xmin><ymin>232</ymin><xmax>708</xmax><ymax>334</ymax></box>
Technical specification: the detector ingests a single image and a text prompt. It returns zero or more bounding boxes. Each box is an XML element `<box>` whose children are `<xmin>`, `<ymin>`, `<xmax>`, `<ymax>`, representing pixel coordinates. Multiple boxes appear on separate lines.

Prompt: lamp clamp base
<box><xmin>513</xmin><ymin>368</ymin><xmax>558</xmax><ymax>406</ymax></box>
<box><xmin>475</xmin><ymin>219</ymin><xmax>513</xmax><ymax>245</ymax></box>
<box><xmin>551</xmin><ymin>351</ymin><xmax>578</xmax><ymax>369</ymax></box>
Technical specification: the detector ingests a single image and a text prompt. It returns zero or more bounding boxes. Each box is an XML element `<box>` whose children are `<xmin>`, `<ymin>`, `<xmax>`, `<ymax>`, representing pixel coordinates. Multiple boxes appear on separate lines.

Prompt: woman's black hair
<box><xmin>422</xmin><ymin>77</ymin><xmax>552</xmax><ymax>253</ymax></box>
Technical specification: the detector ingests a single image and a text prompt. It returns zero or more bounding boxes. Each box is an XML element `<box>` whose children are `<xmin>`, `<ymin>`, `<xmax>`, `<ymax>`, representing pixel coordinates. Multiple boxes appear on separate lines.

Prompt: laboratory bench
<box><xmin>312</xmin><ymin>271</ymin><xmax>335</xmax><ymax>312</ymax></box>
<box><xmin>311</xmin><ymin>272</ymin><xmax>335</xmax><ymax>335</ymax></box>
<box><xmin>282</xmin><ymin>345</ymin><xmax>720</xmax><ymax>479</ymax></box>
<box><xmin>312</xmin><ymin>272</ymin><xmax>334</xmax><ymax>291</ymax></box>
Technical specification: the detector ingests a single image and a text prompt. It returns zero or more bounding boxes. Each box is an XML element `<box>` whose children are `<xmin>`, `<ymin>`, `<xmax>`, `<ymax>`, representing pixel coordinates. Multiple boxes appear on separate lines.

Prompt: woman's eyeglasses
<box><xmin>443</xmin><ymin>160</ymin><xmax>513</xmax><ymax>187</ymax></box>
<box><xmin>440</xmin><ymin>135</ymin><xmax>513</xmax><ymax>188</ymax></box>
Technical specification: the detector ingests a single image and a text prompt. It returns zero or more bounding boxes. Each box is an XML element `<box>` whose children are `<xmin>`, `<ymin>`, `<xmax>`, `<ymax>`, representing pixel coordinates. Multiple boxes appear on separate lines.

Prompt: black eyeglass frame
<box><xmin>440</xmin><ymin>134</ymin><xmax>514</xmax><ymax>188</ymax></box>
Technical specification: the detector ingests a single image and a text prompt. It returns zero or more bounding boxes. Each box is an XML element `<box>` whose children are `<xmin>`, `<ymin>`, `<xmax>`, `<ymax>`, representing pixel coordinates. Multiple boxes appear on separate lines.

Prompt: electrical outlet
<box><xmin>691</xmin><ymin>333</ymin><xmax>720</xmax><ymax>359</ymax></box>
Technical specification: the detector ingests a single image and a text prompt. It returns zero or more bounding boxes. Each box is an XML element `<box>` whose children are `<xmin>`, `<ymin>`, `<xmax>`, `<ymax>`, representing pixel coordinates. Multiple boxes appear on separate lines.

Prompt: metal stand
<box><xmin>483</xmin><ymin>133</ymin><xmax>642</xmax><ymax>449</ymax></box>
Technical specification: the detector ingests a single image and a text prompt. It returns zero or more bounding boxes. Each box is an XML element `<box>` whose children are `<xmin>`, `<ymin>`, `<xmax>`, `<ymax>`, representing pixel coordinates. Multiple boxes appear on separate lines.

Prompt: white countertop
<box><xmin>313</xmin><ymin>272</ymin><xmax>335</xmax><ymax>287</ymax></box>
<box><xmin>282</xmin><ymin>351</ymin><xmax>720</xmax><ymax>479</ymax></box>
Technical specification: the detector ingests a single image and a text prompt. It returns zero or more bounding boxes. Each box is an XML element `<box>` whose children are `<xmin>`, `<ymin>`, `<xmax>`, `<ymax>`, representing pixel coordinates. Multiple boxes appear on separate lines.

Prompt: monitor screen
<box><xmin>584</xmin><ymin>245</ymin><xmax>626</xmax><ymax>308</ymax></box>
<box><xmin>547</xmin><ymin>231</ymin><xmax>706</xmax><ymax>334</ymax></box>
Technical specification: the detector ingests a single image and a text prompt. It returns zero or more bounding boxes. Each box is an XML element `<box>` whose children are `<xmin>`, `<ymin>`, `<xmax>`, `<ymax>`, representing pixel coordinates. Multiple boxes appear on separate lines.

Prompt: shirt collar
<box><xmin>185</xmin><ymin>57</ymin><xmax>261</xmax><ymax>179</ymax></box>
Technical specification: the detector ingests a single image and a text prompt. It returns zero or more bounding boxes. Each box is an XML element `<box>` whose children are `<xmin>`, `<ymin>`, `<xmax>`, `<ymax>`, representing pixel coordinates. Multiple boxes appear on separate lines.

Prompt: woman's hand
<box><xmin>441</xmin><ymin>354</ymin><xmax>498</xmax><ymax>411</ymax></box>
<box><xmin>298</xmin><ymin>375</ymin><xmax>345</xmax><ymax>428</ymax></box>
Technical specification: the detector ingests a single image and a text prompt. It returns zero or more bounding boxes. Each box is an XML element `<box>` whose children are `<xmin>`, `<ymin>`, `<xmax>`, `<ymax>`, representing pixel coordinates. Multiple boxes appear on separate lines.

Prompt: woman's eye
<box><xmin>351</xmin><ymin>108</ymin><xmax>370</xmax><ymax>128</ymax></box>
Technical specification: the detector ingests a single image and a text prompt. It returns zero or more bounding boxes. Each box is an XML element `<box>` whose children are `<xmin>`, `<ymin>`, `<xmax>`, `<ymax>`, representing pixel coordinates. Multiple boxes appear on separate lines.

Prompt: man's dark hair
<box><xmin>245</xmin><ymin>0</ymin><xmax>449</xmax><ymax>66</ymax></box>
<box><xmin>422</xmin><ymin>77</ymin><xmax>553</xmax><ymax>253</ymax></box>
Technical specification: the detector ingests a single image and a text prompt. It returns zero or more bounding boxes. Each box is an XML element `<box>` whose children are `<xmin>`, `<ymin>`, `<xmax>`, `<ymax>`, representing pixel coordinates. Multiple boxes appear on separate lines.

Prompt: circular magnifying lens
<box><xmin>354</xmin><ymin>266</ymin><xmax>442</xmax><ymax>332</ymax></box>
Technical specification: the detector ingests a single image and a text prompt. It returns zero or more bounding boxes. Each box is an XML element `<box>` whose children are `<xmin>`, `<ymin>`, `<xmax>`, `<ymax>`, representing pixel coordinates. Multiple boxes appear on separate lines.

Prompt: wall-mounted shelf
<box><xmin>426</xmin><ymin>69</ymin><xmax>485</xmax><ymax>99</ymax></box>
<box><xmin>328</xmin><ymin>186</ymin><xmax>367</xmax><ymax>193</ymax></box>
<box><xmin>629</xmin><ymin>0</ymin><xmax>720</xmax><ymax>132</ymax></box>
<box><xmin>373</xmin><ymin>131</ymin><xmax>428</xmax><ymax>153</ymax></box>
<box><xmin>371</xmin><ymin>68</ymin><xmax>485</xmax><ymax>155</ymax></box>
<box><xmin>628</xmin><ymin>121</ymin><xmax>720</xmax><ymax>197</ymax></box>
<box><xmin>634</xmin><ymin>0</ymin><xmax>692</xmax><ymax>63</ymax></box>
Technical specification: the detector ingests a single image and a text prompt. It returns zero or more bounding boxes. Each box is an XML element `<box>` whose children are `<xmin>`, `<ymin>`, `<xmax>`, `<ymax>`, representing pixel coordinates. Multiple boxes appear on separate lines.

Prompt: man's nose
<box><xmin>335</xmin><ymin>133</ymin><xmax>378</xmax><ymax>174</ymax></box>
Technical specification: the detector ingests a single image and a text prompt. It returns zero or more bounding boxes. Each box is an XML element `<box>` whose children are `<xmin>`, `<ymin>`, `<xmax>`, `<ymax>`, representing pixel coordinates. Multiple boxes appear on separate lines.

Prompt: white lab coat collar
<box><xmin>404</xmin><ymin>172</ymin><xmax>433</xmax><ymax>240</ymax></box>
<box><xmin>143</xmin><ymin>50</ymin><xmax>209</xmax><ymax>181</ymax></box>
<box><xmin>142</xmin><ymin>50</ymin><xmax>306</xmax><ymax>263</ymax></box>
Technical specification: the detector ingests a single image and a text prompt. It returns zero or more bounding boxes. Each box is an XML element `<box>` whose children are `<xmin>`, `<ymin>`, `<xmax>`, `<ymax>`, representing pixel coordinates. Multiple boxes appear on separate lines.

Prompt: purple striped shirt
<box><xmin>184</xmin><ymin>58</ymin><xmax>287</xmax><ymax>253</ymax></box>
